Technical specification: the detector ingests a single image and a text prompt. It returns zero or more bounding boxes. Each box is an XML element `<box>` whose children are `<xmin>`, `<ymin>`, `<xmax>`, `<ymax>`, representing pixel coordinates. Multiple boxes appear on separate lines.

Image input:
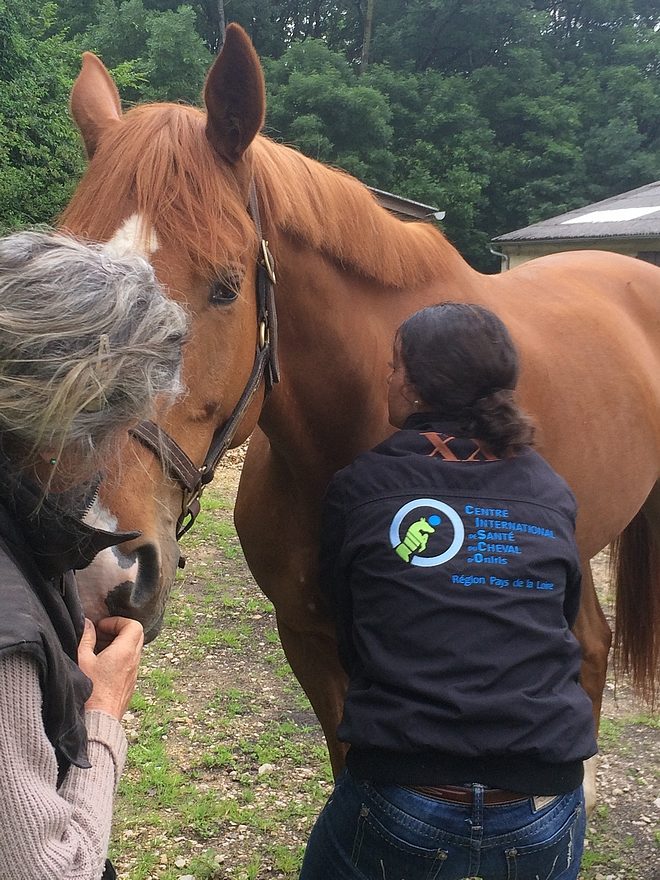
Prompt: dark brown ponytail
<box><xmin>397</xmin><ymin>303</ymin><xmax>535</xmax><ymax>457</ymax></box>
<box><xmin>464</xmin><ymin>388</ymin><xmax>534</xmax><ymax>457</ymax></box>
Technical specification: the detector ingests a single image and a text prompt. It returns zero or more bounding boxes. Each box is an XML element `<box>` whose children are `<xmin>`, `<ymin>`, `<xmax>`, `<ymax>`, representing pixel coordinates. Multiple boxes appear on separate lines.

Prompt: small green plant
<box><xmin>272</xmin><ymin>844</ymin><xmax>304</xmax><ymax>874</ymax></box>
<box><xmin>201</xmin><ymin>743</ymin><xmax>235</xmax><ymax>769</ymax></box>
<box><xmin>195</xmin><ymin>625</ymin><xmax>226</xmax><ymax>647</ymax></box>
<box><xmin>597</xmin><ymin>717</ymin><xmax>624</xmax><ymax>749</ymax></box>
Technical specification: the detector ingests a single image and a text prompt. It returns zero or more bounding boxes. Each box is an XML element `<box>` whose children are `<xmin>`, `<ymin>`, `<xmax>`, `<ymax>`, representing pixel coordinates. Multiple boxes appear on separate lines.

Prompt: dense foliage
<box><xmin>2</xmin><ymin>1</ymin><xmax>658</xmax><ymax>269</ymax></box>
<box><xmin>0</xmin><ymin>2</ymin><xmax>85</xmax><ymax>229</ymax></box>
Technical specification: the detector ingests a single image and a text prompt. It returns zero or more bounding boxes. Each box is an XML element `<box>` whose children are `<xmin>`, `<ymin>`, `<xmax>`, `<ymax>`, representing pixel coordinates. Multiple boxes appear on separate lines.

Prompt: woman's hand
<box><xmin>78</xmin><ymin>617</ymin><xmax>144</xmax><ymax>721</ymax></box>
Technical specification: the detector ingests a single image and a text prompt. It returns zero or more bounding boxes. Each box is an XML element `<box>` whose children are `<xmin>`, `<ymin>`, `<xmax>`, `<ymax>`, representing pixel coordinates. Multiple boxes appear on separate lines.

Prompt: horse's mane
<box><xmin>62</xmin><ymin>103</ymin><xmax>456</xmax><ymax>287</ymax></box>
<box><xmin>251</xmin><ymin>138</ymin><xmax>456</xmax><ymax>287</ymax></box>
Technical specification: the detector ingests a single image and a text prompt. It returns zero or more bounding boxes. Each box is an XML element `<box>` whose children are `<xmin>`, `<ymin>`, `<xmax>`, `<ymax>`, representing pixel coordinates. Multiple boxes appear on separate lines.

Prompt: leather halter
<box><xmin>129</xmin><ymin>180</ymin><xmax>280</xmax><ymax>547</ymax></box>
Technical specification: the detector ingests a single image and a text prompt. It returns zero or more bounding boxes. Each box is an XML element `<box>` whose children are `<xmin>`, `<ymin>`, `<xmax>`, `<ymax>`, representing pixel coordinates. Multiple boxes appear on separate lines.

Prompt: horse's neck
<box><xmin>253</xmin><ymin>137</ymin><xmax>471</xmax><ymax>293</ymax></box>
<box><xmin>252</xmin><ymin>143</ymin><xmax>483</xmax><ymax>473</ymax></box>
<box><xmin>258</xmin><ymin>230</ymin><xmax>480</xmax><ymax>478</ymax></box>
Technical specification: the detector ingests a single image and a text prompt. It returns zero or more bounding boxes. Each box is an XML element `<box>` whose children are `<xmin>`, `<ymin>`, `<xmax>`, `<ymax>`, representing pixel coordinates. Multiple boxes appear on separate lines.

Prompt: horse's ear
<box><xmin>70</xmin><ymin>52</ymin><xmax>122</xmax><ymax>159</ymax></box>
<box><xmin>204</xmin><ymin>23</ymin><xmax>266</xmax><ymax>164</ymax></box>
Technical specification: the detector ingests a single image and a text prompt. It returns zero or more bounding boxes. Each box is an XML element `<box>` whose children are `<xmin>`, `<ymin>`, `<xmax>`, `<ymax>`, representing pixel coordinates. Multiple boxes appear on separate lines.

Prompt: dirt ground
<box><xmin>112</xmin><ymin>459</ymin><xmax>659</xmax><ymax>880</ymax></box>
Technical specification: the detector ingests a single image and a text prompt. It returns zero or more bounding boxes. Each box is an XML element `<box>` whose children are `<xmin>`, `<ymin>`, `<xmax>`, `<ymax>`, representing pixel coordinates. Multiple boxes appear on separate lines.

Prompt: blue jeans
<box><xmin>299</xmin><ymin>771</ymin><xmax>585</xmax><ymax>880</ymax></box>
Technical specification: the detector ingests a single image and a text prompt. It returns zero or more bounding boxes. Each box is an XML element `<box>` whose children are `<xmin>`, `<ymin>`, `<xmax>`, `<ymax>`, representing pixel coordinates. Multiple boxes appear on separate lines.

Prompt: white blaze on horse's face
<box><xmin>104</xmin><ymin>213</ymin><xmax>159</xmax><ymax>259</ymax></box>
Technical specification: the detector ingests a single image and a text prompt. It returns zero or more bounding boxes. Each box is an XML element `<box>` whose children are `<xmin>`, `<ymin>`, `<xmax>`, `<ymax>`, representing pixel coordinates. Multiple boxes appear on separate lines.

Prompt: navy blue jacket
<box><xmin>320</xmin><ymin>416</ymin><xmax>598</xmax><ymax>795</ymax></box>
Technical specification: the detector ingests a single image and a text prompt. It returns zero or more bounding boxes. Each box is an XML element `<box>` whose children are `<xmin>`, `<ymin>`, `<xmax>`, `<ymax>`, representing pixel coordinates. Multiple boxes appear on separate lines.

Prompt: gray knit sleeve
<box><xmin>0</xmin><ymin>652</ymin><xmax>128</xmax><ymax>880</ymax></box>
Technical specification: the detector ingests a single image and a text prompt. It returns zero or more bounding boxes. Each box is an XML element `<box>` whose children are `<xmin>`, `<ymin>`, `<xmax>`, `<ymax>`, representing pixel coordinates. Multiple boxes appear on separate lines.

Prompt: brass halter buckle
<box><xmin>260</xmin><ymin>239</ymin><xmax>277</xmax><ymax>285</ymax></box>
<box><xmin>259</xmin><ymin>320</ymin><xmax>268</xmax><ymax>350</ymax></box>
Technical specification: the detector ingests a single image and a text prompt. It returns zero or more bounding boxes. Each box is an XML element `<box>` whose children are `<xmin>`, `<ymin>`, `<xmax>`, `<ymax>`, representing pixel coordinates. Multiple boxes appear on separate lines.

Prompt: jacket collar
<box><xmin>0</xmin><ymin>448</ymin><xmax>139</xmax><ymax>580</ymax></box>
<box><xmin>402</xmin><ymin>412</ymin><xmax>468</xmax><ymax>435</ymax></box>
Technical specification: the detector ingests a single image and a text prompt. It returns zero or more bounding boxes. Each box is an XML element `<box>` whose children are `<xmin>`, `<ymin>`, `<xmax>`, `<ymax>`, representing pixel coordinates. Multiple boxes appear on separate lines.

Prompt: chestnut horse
<box><xmin>63</xmin><ymin>25</ymin><xmax>659</xmax><ymax>798</ymax></box>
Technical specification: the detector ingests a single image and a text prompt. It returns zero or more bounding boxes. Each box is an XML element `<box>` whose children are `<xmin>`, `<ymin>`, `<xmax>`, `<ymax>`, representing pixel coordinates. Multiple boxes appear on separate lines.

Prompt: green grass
<box><xmin>597</xmin><ymin>716</ymin><xmax>625</xmax><ymax>749</ymax></box>
<box><xmin>200</xmin><ymin>743</ymin><xmax>235</xmax><ymax>769</ymax></box>
<box><xmin>627</xmin><ymin>712</ymin><xmax>660</xmax><ymax>729</ymax></box>
<box><xmin>580</xmin><ymin>831</ymin><xmax>632</xmax><ymax>877</ymax></box>
<box><xmin>110</xmin><ymin>486</ymin><xmax>328</xmax><ymax>878</ymax></box>
<box><xmin>180</xmin><ymin>501</ymin><xmax>239</xmax><ymax>549</ymax></box>
<box><xmin>272</xmin><ymin>845</ymin><xmax>304</xmax><ymax>875</ymax></box>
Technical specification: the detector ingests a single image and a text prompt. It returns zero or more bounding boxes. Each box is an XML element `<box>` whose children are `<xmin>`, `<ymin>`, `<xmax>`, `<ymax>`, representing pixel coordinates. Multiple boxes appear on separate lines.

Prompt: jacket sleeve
<box><xmin>318</xmin><ymin>479</ymin><xmax>347</xmax><ymax>616</ymax></box>
<box><xmin>561</xmin><ymin>496</ymin><xmax>582</xmax><ymax>629</ymax></box>
<box><xmin>318</xmin><ymin>478</ymin><xmax>359</xmax><ymax>675</ymax></box>
<box><xmin>0</xmin><ymin>652</ymin><xmax>127</xmax><ymax>880</ymax></box>
<box><xmin>563</xmin><ymin>555</ymin><xmax>583</xmax><ymax>630</ymax></box>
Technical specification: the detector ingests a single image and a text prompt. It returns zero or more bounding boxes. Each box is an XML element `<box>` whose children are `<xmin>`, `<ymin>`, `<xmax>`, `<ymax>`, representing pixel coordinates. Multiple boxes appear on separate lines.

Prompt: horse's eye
<box><xmin>209</xmin><ymin>275</ymin><xmax>240</xmax><ymax>305</ymax></box>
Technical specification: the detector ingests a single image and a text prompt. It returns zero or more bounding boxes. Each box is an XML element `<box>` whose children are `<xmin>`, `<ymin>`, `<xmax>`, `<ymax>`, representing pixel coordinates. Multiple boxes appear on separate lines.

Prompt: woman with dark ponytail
<box><xmin>300</xmin><ymin>303</ymin><xmax>595</xmax><ymax>880</ymax></box>
<box><xmin>396</xmin><ymin>302</ymin><xmax>534</xmax><ymax>457</ymax></box>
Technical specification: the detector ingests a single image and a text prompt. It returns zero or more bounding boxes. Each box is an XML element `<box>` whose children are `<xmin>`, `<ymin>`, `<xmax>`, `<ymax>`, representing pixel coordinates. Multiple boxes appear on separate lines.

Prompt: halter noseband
<box><xmin>129</xmin><ymin>180</ymin><xmax>280</xmax><ymax>550</ymax></box>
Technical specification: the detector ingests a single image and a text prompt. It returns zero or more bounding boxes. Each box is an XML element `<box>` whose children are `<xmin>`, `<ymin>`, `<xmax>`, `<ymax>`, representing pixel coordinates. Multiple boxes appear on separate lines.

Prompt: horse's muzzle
<box><xmin>104</xmin><ymin>542</ymin><xmax>167</xmax><ymax>643</ymax></box>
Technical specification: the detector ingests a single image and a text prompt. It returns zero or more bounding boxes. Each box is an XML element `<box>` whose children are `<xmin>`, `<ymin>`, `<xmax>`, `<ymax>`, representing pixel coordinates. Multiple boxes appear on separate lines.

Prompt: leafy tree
<box><xmin>369</xmin><ymin>0</ymin><xmax>546</xmax><ymax>73</ymax></box>
<box><xmin>48</xmin><ymin>0</ymin><xmax>106</xmax><ymax>37</ymax></box>
<box><xmin>364</xmin><ymin>64</ymin><xmax>494</xmax><ymax>262</ymax></box>
<box><xmin>143</xmin><ymin>5</ymin><xmax>212</xmax><ymax>100</ymax></box>
<box><xmin>83</xmin><ymin>0</ymin><xmax>212</xmax><ymax>103</ymax></box>
<box><xmin>84</xmin><ymin>0</ymin><xmax>150</xmax><ymax>69</ymax></box>
<box><xmin>536</xmin><ymin>1</ymin><xmax>660</xmax><ymax>209</ymax></box>
<box><xmin>265</xmin><ymin>40</ymin><xmax>393</xmax><ymax>166</ymax></box>
<box><xmin>0</xmin><ymin>0</ymin><xmax>84</xmax><ymax>231</ymax></box>
<box><xmin>265</xmin><ymin>41</ymin><xmax>497</xmax><ymax>267</ymax></box>
<box><xmin>35</xmin><ymin>0</ymin><xmax>660</xmax><ymax>272</ymax></box>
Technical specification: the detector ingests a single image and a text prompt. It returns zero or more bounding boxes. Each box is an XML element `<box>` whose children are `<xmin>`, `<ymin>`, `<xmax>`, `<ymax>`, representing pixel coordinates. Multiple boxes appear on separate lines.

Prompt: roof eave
<box><xmin>492</xmin><ymin>232</ymin><xmax>660</xmax><ymax>246</ymax></box>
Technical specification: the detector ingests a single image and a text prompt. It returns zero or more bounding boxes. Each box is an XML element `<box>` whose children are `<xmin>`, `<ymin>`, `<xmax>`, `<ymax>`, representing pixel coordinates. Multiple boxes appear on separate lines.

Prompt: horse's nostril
<box><xmin>105</xmin><ymin>580</ymin><xmax>137</xmax><ymax>617</ymax></box>
<box><xmin>130</xmin><ymin>543</ymin><xmax>161</xmax><ymax>607</ymax></box>
<box><xmin>104</xmin><ymin>541</ymin><xmax>160</xmax><ymax>616</ymax></box>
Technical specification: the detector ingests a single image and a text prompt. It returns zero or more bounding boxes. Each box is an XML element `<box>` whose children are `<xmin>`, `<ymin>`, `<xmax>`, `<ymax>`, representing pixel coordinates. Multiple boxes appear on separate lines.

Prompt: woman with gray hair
<box><xmin>0</xmin><ymin>231</ymin><xmax>188</xmax><ymax>880</ymax></box>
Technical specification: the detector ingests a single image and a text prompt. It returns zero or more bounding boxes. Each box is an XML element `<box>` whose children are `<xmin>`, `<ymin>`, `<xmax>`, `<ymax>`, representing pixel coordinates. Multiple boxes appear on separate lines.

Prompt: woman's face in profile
<box><xmin>35</xmin><ymin>424</ymin><xmax>135</xmax><ymax>496</ymax></box>
<box><xmin>387</xmin><ymin>341</ymin><xmax>417</xmax><ymax>429</ymax></box>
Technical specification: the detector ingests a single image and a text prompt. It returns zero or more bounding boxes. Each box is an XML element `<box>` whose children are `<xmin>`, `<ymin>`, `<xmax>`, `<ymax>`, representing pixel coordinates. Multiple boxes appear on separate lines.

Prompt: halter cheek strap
<box><xmin>130</xmin><ymin>179</ymin><xmax>279</xmax><ymax>547</ymax></box>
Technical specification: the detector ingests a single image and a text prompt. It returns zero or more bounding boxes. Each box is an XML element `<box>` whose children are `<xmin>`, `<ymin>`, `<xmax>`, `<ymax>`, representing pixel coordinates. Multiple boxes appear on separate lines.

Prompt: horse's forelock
<box><xmin>61</xmin><ymin>103</ymin><xmax>258</xmax><ymax>277</ymax></box>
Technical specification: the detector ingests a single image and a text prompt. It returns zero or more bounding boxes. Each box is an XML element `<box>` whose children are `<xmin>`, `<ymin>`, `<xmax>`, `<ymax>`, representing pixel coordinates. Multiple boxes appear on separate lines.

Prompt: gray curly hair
<box><xmin>0</xmin><ymin>230</ymin><xmax>188</xmax><ymax>479</ymax></box>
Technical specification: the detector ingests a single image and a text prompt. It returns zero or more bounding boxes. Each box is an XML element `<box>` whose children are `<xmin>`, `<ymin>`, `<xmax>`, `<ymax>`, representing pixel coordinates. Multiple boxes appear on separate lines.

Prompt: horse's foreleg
<box><xmin>572</xmin><ymin>562</ymin><xmax>612</xmax><ymax>815</ymax></box>
<box><xmin>235</xmin><ymin>434</ymin><xmax>349</xmax><ymax>777</ymax></box>
<box><xmin>276</xmin><ymin>614</ymin><xmax>348</xmax><ymax>777</ymax></box>
<box><xmin>573</xmin><ymin>563</ymin><xmax>612</xmax><ymax>728</ymax></box>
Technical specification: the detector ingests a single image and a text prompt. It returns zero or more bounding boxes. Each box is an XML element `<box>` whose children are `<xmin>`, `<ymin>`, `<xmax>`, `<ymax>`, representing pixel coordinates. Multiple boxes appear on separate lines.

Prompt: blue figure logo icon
<box><xmin>390</xmin><ymin>499</ymin><xmax>464</xmax><ymax>567</ymax></box>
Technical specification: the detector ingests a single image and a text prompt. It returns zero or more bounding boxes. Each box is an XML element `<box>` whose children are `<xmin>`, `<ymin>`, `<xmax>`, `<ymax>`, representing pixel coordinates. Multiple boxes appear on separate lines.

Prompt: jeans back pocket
<box><xmin>352</xmin><ymin>804</ymin><xmax>449</xmax><ymax>880</ymax></box>
<box><xmin>505</xmin><ymin>803</ymin><xmax>584</xmax><ymax>880</ymax></box>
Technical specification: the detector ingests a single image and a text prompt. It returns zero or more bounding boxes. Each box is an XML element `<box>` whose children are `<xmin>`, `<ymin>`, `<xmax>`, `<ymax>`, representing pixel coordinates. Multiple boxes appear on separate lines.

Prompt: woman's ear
<box><xmin>402</xmin><ymin>383</ymin><xmax>422</xmax><ymax>407</ymax></box>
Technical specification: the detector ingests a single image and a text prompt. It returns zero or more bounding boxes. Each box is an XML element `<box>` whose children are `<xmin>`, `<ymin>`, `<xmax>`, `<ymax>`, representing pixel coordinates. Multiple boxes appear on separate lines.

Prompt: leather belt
<box><xmin>407</xmin><ymin>784</ymin><xmax>528</xmax><ymax>805</ymax></box>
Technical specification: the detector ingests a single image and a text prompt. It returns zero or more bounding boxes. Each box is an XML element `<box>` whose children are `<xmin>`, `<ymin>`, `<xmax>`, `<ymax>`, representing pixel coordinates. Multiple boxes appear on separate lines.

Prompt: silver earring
<box><xmin>413</xmin><ymin>400</ymin><xmax>420</xmax><ymax>405</ymax></box>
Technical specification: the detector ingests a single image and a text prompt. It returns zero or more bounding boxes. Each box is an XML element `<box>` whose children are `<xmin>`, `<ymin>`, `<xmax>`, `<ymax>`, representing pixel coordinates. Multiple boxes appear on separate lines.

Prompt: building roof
<box><xmin>369</xmin><ymin>187</ymin><xmax>444</xmax><ymax>221</ymax></box>
<box><xmin>493</xmin><ymin>180</ymin><xmax>660</xmax><ymax>244</ymax></box>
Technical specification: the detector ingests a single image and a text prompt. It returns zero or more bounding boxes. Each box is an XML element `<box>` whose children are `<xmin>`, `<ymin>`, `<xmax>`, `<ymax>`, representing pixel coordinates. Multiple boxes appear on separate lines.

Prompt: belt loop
<box><xmin>472</xmin><ymin>783</ymin><xmax>484</xmax><ymax>829</ymax></box>
<box><xmin>467</xmin><ymin>783</ymin><xmax>484</xmax><ymax>876</ymax></box>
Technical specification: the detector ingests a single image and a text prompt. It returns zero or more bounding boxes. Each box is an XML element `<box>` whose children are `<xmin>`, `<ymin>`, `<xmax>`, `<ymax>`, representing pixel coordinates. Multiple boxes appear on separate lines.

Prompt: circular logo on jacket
<box><xmin>389</xmin><ymin>498</ymin><xmax>464</xmax><ymax>567</ymax></box>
